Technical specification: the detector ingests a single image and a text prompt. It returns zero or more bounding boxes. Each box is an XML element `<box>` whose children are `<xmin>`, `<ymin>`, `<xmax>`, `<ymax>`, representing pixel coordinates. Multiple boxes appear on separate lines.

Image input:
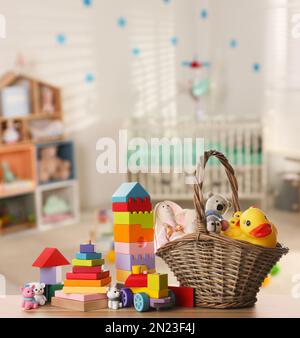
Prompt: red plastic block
<box><xmin>112</xmin><ymin>197</ymin><xmax>152</xmax><ymax>213</ymax></box>
<box><xmin>72</xmin><ymin>266</ymin><xmax>102</xmax><ymax>274</ymax></box>
<box><xmin>66</xmin><ymin>271</ymin><xmax>109</xmax><ymax>280</ymax></box>
<box><xmin>169</xmin><ymin>286</ymin><xmax>194</xmax><ymax>307</ymax></box>
<box><xmin>125</xmin><ymin>274</ymin><xmax>148</xmax><ymax>288</ymax></box>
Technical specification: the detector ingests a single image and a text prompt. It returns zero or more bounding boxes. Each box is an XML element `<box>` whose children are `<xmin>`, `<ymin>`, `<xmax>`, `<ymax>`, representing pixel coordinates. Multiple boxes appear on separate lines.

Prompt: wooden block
<box><xmin>130</xmin><ymin>287</ymin><xmax>168</xmax><ymax>299</ymax></box>
<box><xmin>40</xmin><ymin>267</ymin><xmax>61</xmax><ymax>285</ymax></box>
<box><xmin>64</xmin><ymin>277</ymin><xmax>111</xmax><ymax>287</ymax></box>
<box><xmin>147</xmin><ymin>273</ymin><xmax>168</xmax><ymax>291</ymax></box>
<box><xmin>125</xmin><ymin>274</ymin><xmax>147</xmax><ymax>287</ymax></box>
<box><xmin>66</xmin><ymin>271</ymin><xmax>109</xmax><ymax>280</ymax></box>
<box><xmin>132</xmin><ymin>265</ymin><xmax>148</xmax><ymax>274</ymax></box>
<box><xmin>114</xmin><ymin>224</ymin><xmax>154</xmax><ymax>243</ymax></box>
<box><xmin>112</xmin><ymin>182</ymin><xmax>150</xmax><ymax>203</ymax></box>
<box><xmin>72</xmin><ymin>266</ymin><xmax>102</xmax><ymax>274</ymax></box>
<box><xmin>75</xmin><ymin>252</ymin><xmax>102</xmax><ymax>260</ymax></box>
<box><xmin>112</xmin><ymin>197</ymin><xmax>152</xmax><ymax>213</ymax></box>
<box><xmin>55</xmin><ymin>290</ymin><xmax>107</xmax><ymax>302</ymax></box>
<box><xmin>45</xmin><ymin>284</ymin><xmax>63</xmax><ymax>303</ymax></box>
<box><xmin>72</xmin><ymin>258</ymin><xmax>104</xmax><ymax>267</ymax></box>
<box><xmin>169</xmin><ymin>286</ymin><xmax>194</xmax><ymax>307</ymax></box>
<box><xmin>114</xmin><ymin>241</ymin><xmax>154</xmax><ymax>255</ymax></box>
<box><xmin>116</xmin><ymin>268</ymin><xmax>155</xmax><ymax>283</ymax></box>
<box><xmin>63</xmin><ymin>286</ymin><xmax>108</xmax><ymax>294</ymax></box>
<box><xmin>116</xmin><ymin>253</ymin><xmax>155</xmax><ymax>271</ymax></box>
<box><xmin>51</xmin><ymin>297</ymin><xmax>108</xmax><ymax>312</ymax></box>
<box><xmin>113</xmin><ymin>211</ymin><xmax>153</xmax><ymax>229</ymax></box>
<box><xmin>80</xmin><ymin>242</ymin><xmax>95</xmax><ymax>253</ymax></box>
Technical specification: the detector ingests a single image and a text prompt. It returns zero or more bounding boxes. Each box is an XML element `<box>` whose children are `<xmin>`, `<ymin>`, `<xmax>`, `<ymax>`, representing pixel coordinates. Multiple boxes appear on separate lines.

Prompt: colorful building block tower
<box><xmin>50</xmin><ymin>241</ymin><xmax>110</xmax><ymax>312</ymax></box>
<box><xmin>112</xmin><ymin>182</ymin><xmax>155</xmax><ymax>283</ymax></box>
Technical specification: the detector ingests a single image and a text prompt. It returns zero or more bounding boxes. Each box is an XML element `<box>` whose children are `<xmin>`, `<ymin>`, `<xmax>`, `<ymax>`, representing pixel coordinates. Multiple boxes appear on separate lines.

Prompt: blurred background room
<box><xmin>0</xmin><ymin>0</ymin><xmax>299</xmax><ymax>298</ymax></box>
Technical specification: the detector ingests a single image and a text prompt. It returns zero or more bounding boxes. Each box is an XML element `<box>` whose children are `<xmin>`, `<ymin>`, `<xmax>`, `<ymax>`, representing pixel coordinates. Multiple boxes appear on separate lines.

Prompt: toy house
<box><xmin>32</xmin><ymin>248</ymin><xmax>70</xmax><ymax>284</ymax></box>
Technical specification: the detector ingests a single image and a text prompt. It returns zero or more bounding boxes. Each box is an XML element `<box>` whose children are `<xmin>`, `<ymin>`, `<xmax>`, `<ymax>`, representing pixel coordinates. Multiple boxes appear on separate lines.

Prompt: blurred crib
<box><xmin>127</xmin><ymin>120</ymin><xmax>266</xmax><ymax>205</ymax></box>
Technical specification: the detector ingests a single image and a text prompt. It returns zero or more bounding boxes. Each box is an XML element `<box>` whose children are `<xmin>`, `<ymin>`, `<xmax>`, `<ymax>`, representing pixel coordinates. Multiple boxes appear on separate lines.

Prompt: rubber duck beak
<box><xmin>250</xmin><ymin>223</ymin><xmax>272</xmax><ymax>238</ymax></box>
<box><xmin>236</xmin><ymin>220</ymin><xmax>240</xmax><ymax>227</ymax></box>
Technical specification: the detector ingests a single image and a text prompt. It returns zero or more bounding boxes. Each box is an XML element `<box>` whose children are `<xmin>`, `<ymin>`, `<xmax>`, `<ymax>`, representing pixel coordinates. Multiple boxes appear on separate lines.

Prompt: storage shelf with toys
<box><xmin>0</xmin><ymin>71</ymin><xmax>80</xmax><ymax>235</ymax></box>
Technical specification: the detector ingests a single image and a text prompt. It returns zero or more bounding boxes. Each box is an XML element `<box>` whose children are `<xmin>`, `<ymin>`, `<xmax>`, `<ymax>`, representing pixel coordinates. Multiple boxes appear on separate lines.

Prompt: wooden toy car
<box><xmin>120</xmin><ymin>266</ymin><xmax>176</xmax><ymax>312</ymax></box>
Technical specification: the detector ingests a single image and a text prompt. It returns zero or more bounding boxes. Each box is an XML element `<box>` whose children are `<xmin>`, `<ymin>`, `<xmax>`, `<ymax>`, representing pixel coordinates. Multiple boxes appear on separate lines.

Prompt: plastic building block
<box><xmin>113</xmin><ymin>211</ymin><xmax>153</xmax><ymax>229</ymax></box>
<box><xmin>72</xmin><ymin>266</ymin><xmax>102</xmax><ymax>274</ymax></box>
<box><xmin>40</xmin><ymin>267</ymin><xmax>62</xmax><ymax>285</ymax></box>
<box><xmin>64</xmin><ymin>277</ymin><xmax>111</xmax><ymax>287</ymax></box>
<box><xmin>63</xmin><ymin>286</ymin><xmax>108</xmax><ymax>294</ymax></box>
<box><xmin>125</xmin><ymin>274</ymin><xmax>148</xmax><ymax>288</ymax></box>
<box><xmin>55</xmin><ymin>290</ymin><xmax>107</xmax><ymax>302</ymax></box>
<box><xmin>32</xmin><ymin>248</ymin><xmax>70</xmax><ymax>268</ymax></box>
<box><xmin>72</xmin><ymin>258</ymin><xmax>104</xmax><ymax>267</ymax></box>
<box><xmin>147</xmin><ymin>274</ymin><xmax>168</xmax><ymax>291</ymax></box>
<box><xmin>132</xmin><ymin>265</ymin><xmax>149</xmax><ymax>274</ymax></box>
<box><xmin>75</xmin><ymin>252</ymin><xmax>102</xmax><ymax>260</ymax></box>
<box><xmin>44</xmin><ymin>283</ymin><xmax>63</xmax><ymax>303</ymax></box>
<box><xmin>112</xmin><ymin>197</ymin><xmax>152</xmax><ymax>212</ymax></box>
<box><xmin>168</xmin><ymin>286</ymin><xmax>194</xmax><ymax>307</ymax></box>
<box><xmin>80</xmin><ymin>242</ymin><xmax>95</xmax><ymax>253</ymax></box>
<box><xmin>116</xmin><ymin>253</ymin><xmax>155</xmax><ymax>271</ymax></box>
<box><xmin>114</xmin><ymin>224</ymin><xmax>154</xmax><ymax>243</ymax></box>
<box><xmin>130</xmin><ymin>287</ymin><xmax>168</xmax><ymax>299</ymax></box>
<box><xmin>51</xmin><ymin>297</ymin><xmax>108</xmax><ymax>312</ymax></box>
<box><xmin>112</xmin><ymin>182</ymin><xmax>150</xmax><ymax>203</ymax></box>
<box><xmin>66</xmin><ymin>271</ymin><xmax>109</xmax><ymax>280</ymax></box>
<box><xmin>114</xmin><ymin>241</ymin><xmax>154</xmax><ymax>255</ymax></box>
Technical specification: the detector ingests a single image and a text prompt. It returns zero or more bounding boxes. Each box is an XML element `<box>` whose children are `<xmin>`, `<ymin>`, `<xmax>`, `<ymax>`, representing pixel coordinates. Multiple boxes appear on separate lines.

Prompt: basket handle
<box><xmin>193</xmin><ymin>150</ymin><xmax>240</xmax><ymax>235</ymax></box>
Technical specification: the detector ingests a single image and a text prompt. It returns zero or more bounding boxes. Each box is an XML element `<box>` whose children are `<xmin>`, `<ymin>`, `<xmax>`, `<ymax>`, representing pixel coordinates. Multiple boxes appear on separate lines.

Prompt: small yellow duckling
<box><xmin>238</xmin><ymin>207</ymin><xmax>278</xmax><ymax>248</ymax></box>
<box><xmin>222</xmin><ymin>211</ymin><xmax>242</xmax><ymax>238</ymax></box>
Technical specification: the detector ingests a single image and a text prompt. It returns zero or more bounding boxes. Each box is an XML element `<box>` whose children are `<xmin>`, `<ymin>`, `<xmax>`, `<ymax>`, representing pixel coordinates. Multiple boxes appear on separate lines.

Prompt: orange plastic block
<box><xmin>114</xmin><ymin>224</ymin><xmax>154</xmax><ymax>243</ymax></box>
<box><xmin>64</xmin><ymin>277</ymin><xmax>111</xmax><ymax>287</ymax></box>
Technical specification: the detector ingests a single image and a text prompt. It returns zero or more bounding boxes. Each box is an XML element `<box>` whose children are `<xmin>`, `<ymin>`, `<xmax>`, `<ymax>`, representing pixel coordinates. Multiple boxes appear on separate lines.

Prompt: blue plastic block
<box><xmin>75</xmin><ymin>252</ymin><xmax>102</xmax><ymax>260</ymax></box>
<box><xmin>112</xmin><ymin>182</ymin><xmax>150</xmax><ymax>203</ymax></box>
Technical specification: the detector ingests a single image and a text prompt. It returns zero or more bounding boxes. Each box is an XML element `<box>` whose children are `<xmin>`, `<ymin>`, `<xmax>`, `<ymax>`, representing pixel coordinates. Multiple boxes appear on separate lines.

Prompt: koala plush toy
<box><xmin>205</xmin><ymin>192</ymin><xmax>231</xmax><ymax>233</ymax></box>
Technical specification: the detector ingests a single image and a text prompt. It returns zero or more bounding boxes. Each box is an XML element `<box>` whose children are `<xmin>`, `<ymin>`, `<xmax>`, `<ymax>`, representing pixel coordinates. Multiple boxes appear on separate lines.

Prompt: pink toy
<box><xmin>21</xmin><ymin>285</ymin><xmax>38</xmax><ymax>310</ymax></box>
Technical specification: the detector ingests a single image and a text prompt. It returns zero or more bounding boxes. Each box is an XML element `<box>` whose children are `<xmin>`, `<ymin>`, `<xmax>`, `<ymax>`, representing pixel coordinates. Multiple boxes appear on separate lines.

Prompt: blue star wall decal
<box><xmin>117</xmin><ymin>17</ymin><xmax>127</xmax><ymax>28</ymax></box>
<box><xmin>56</xmin><ymin>34</ymin><xmax>66</xmax><ymax>45</ymax></box>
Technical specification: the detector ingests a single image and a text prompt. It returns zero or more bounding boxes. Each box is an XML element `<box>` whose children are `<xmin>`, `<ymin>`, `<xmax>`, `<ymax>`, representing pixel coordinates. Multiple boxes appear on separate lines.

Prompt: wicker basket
<box><xmin>156</xmin><ymin>150</ymin><xmax>289</xmax><ymax>309</ymax></box>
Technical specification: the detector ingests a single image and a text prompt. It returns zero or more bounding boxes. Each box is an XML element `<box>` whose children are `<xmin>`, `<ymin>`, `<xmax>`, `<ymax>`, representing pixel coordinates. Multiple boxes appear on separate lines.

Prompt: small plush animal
<box><xmin>205</xmin><ymin>193</ymin><xmax>231</xmax><ymax>233</ymax></box>
<box><xmin>107</xmin><ymin>286</ymin><xmax>123</xmax><ymax>310</ymax></box>
<box><xmin>21</xmin><ymin>285</ymin><xmax>38</xmax><ymax>310</ymax></box>
<box><xmin>33</xmin><ymin>283</ymin><xmax>47</xmax><ymax>306</ymax></box>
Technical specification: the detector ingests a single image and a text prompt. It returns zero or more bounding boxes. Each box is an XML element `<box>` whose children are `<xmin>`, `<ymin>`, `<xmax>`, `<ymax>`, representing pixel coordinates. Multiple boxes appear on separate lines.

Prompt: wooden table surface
<box><xmin>1</xmin><ymin>295</ymin><xmax>299</xmax><ymax>318</ymax></box>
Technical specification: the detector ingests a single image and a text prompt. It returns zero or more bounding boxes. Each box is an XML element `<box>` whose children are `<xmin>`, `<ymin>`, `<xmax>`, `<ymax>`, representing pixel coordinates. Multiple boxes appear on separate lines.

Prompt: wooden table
<box><xmin>1</xmin><ymin>295</ymin><xmax>299</xmax><ymax>318</ymax></box>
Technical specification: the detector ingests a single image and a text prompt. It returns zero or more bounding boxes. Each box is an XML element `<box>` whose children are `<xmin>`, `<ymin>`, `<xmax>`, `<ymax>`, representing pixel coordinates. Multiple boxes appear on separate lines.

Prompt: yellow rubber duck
<box><xmin>222</xmin><ymin>211</ymin><xmax>242</xmax><ymax>238</ymax></box>
<box><xmin>238</xmin><ymin>207</ymin><xmax>277</xmax><ymax>248</ymax></box>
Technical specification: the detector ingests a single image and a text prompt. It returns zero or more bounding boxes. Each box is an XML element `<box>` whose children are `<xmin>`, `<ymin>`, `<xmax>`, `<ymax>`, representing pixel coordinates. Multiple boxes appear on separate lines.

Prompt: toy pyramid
<box><xmin>112</xmin><ymin>182</ymin><xmax>156</xmax><ymax>283</ymax></box>
<box><xmin>51</xmin><ymin>241</ymin><xmax>110</xmax><ymax>312</ymax></box>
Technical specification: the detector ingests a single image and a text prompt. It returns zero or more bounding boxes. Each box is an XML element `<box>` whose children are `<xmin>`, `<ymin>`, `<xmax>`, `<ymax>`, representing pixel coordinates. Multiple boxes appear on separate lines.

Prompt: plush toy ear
<box><xmin>207</xmin><ymin>191</ymin><xmax>214</xmax><ymax>199</ymax></box>
<box><xmin>40</xmin><ymin>283</ymin><xmax>45</xmax><ymax>288</ymax></box>
<box><xmin>31</xmin><ymin>285</ymin><xmax>35</xmax><ymax>290</ymax></box>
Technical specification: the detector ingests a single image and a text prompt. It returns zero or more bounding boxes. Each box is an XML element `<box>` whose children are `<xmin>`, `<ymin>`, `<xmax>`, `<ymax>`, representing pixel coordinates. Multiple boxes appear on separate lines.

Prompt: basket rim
<box><xmin>156</xmin><ymin>231</ymin><xmax>289</xmax><ymax>256</ymax></box>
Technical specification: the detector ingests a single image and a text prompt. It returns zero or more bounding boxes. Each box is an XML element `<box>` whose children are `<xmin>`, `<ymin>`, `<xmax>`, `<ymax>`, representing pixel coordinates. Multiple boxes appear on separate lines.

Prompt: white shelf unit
<box><xmin>35</xmin><ymin>179</ymin><xmax>80</xmax><ymax>229</ymax></box>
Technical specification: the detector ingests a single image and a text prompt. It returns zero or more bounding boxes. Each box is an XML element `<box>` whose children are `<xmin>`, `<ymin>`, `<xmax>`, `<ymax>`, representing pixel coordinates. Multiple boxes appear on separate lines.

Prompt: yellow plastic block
<box><xmin>147</xmin><ymin>273</ymin><xmax>168</xmax><ymax>291</ymax></box>
<box><xmin>132</xmin><ymin>265</ymin><xmax>148</xmax><ymax>274</ymax></box>
<box><xmin>64</xmin><ymin>277</ymin><xmax>111</xmax><ymax>287</ymax></box>
<box><xmin>130</xmin><ymin>287</ymin><xmax>168</xmax><ymax>299</ymax></box>
<box><xmin>72</xmin><ymin>258</ymin><xmax>104</xmax><ymax>267</ymax></box>
<box><xmin>63</xmin><ymin>286</ymin><xmax>108</xmax><ymax>294</ymax></box>
<box><xmin>113</xmin><ymin>211</ymin><xmax>154</xmax><ymax>229</ymax></box>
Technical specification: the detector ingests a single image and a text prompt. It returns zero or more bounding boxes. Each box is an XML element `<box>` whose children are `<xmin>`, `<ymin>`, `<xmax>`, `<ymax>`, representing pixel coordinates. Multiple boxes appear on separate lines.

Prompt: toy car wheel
<box><xmin>168</xmin><ymin>290</ymin><xmax>176</xmax><ymax>307</ymax></box>
<box><xmin>134</xmin><ymin>292</ymin><xmax>150</xmax><ymax>312</ymax></box>
<box><xmin>120</xmin><ymin>288</ymin><xmax>133</xmax><ymax>308</ymax></box>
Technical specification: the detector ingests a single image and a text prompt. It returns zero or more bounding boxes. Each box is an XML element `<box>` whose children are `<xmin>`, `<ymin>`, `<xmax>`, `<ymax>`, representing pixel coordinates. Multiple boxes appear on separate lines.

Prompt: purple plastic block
<box><xmin>80</xmin><ymin>243</ymin><xmax>95</xmax><ymax>253</ymax></box>
<box><xmin>40</xmin><ymin>267</ymin><xmax>61</xmax><ymax>285</ymax></box>
<box><xmin>115</xmin><ymin>253</ymin><xmax>155</xmax><ymax>271</ymax></box>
